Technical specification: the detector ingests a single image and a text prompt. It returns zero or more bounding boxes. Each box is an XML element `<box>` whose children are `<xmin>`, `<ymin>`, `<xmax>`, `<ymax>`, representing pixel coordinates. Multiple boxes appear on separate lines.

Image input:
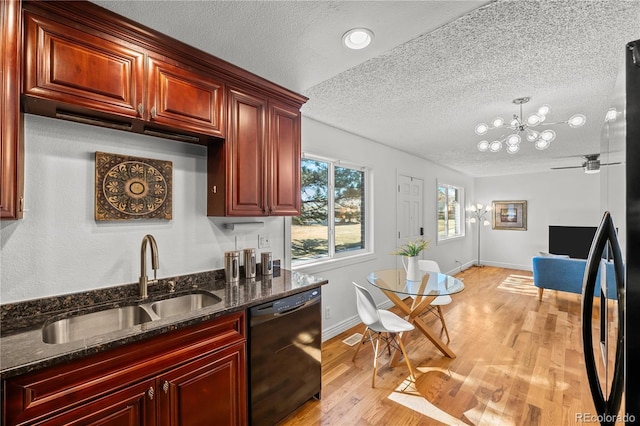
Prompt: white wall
<box><xmin>0</xmin><ymin>115</ymin><xmax>286</xmax><ymax>303</ymax></box>
<box><xmin>474</xmin><ymin>167</ymin><xmax>624</xmax><ymax>271</ymax></box>
<box><xmin>297</xmin><ymin>117</ymin><xmax>476</xmax><ymax>339</ymax></box>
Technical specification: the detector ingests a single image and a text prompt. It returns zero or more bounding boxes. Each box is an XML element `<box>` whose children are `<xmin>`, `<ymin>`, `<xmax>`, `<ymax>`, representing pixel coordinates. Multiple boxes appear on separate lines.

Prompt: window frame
<box><xmin>291</xmin><ymin>153</ymin><xmax>372</xmax><ymax>268</ymax></box>
<box><xmin>436</xmin><ymin>181</ymin><xmax>466</xmax><ymax>244</ymax></box>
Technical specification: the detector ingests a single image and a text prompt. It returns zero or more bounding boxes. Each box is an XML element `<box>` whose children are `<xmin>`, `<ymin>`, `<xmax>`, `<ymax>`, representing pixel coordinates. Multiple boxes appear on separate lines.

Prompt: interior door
<box><xmin>397</xmin><ymin>175</ymin><xmax>424</xmax><ymax>256</ymax></box>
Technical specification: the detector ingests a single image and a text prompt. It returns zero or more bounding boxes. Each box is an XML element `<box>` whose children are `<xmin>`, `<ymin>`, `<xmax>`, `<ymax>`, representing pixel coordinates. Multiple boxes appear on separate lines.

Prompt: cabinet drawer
<box><xmin>23</xmin><ymin>11</ymin><xmax>144</xmax><ymax>119</ymax></box>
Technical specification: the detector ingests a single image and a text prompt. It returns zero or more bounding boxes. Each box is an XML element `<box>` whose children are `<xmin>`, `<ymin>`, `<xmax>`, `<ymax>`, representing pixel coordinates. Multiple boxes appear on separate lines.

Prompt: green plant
<box><xmin>392</xmin><ymin>238</ymin><xmax>430</xmax><ymax>257</ymax></box>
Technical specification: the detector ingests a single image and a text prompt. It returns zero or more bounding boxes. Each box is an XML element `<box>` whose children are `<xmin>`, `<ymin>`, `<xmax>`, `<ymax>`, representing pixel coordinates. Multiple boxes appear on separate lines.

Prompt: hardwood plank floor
<box><xmin>279</xmin><ymin>266</ymin><xmax>619</xmax><ymax>425</ymax></box>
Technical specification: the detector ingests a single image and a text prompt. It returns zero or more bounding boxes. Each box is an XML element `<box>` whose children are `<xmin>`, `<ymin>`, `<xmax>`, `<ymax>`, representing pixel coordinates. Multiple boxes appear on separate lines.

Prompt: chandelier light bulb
<box><xmin>568</xmin><ymin>114</ymin><xmax>586</xmax><ymax>128</ymax></box>
<box><xmin>489</xmin><ymin>140</ymin><xmax>503</xmax><ymax>152</ymax></box>
<box><xmin>527</xmin><ymin>113</ymin><xmax>541</xmax><ymax>126</ymax></box>
<box><xmin>506</xmin><ymin>134</ymin><xmax>521</xmax><ymax>146</ymax></box>
<box><xmin>477</xmin><ymin>140</ymin><xmax>490</xmax><ymax>151</ymax></box>
<box><xmin>470</xmin><ymin>205</ymin><xmax>477</xmax><ymax>212</ymax></box>
<box><xmin>538</xmin><ymin>105</ymin><xmax>551</xmax><ymax>116</ymax></box>
<box><xmin>540</xmin><ymin>129</ymin><xmax>556</xmax><ymax>142</ymax></box>
<box><xmin>492</xmin><ymin>117</ymin><xmax>504</xmax><ymax>128</ymax></box>
<box><xmin>535</xmin><ymin>139</ymin><xmax>550</xmax><ymax>150</ymax></box>
<box><xmin>510</xmin><ymin>118</ymin><xmax>519</xmax><ymax>127</ymax></box>
<box><xmin>506</xmin><ymin>144</ymin><xmax>520</xmax><ymax>154</ymax></box>
<box><xmin>475</xmin><ymin>123</ymin><xmax>489</xmax><ymax>135</ymax></box>
<box><xmin>605</xmin><ymin>108</ymin><xmax>618</xmax><ymax>122</ymax></box>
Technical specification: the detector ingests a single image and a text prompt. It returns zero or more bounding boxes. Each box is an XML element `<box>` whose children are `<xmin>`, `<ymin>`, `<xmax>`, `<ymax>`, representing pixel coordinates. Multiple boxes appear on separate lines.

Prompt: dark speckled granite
<box><xmin>0</xmin><ymin>262</ymin><xmax>327</xmax><ymax>380</ymax></box>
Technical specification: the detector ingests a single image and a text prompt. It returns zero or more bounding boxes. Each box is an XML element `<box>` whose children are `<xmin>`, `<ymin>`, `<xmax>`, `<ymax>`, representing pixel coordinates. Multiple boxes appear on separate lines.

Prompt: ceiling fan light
<box><xmin>477</xmin><ymin>140</ymin><xmax>490</xmax><ymax>151</ymax></box>
<box><xmin>492</xmin><ymin>117</ymin><xmax>504</xmax><ymax>128</ymax></box>
<box><xmin>527</xmin><ymin>113</ymin><xmax>541</xmax><ymax>126</ymax></box>
<box><xmin>506</xmin><ymin>144</ymin><xmax>520</xmax><ymax>154</ymax></box>
<box><xmin>489</xmin><ymin>140</ymin><xmax>502</xmax><ymax>152</ymax></box>
<box><xmin>342</xmin><ymin>28</ymin><xmax>374</xmax><ymax>50</ymax></box>
<box><xmin>506</xmin><ymin>134</ymin><xmax>521</xmax><ymax>146</ymax></box>
<box><xmin>568</xmin><ymin>114</ymin><xmax>586</xmax><ymax>128</ymax></box>
<box><xmin>540</xmin><ymin>129</ymin><xmax>556</xmax><ymax>142</ymax></box>
<box><xmin>475</xmin><ymin>123</ymin><xmax>489</xmax><ymax>135</ymax></box>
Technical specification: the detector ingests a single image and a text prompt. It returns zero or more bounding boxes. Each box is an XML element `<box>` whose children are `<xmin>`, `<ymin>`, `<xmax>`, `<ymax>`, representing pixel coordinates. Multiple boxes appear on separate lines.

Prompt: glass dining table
<box><xmin>366</xmin><ymin>268</ymin><xmax>465</xmax><ymax>362</ymax></box>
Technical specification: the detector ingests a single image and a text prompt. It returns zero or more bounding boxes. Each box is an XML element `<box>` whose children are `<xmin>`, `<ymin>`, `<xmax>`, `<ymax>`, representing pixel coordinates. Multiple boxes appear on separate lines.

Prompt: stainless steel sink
<box><xmin>42</xmin><ymin>305</ymin><xmax>155</xmax><ymax>344</ymax></box>
<box><xmin>149</xmin><ymin>292</ymin><xmax>222</xmax><ymax>319</ymax></box>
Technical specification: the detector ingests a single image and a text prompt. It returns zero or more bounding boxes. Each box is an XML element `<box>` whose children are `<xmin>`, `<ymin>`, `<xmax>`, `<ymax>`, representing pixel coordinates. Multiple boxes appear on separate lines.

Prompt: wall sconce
<box><xmin>469</xmin><ymin>203</ymin><xmax>491</xmax><ymax>266</ymax></box>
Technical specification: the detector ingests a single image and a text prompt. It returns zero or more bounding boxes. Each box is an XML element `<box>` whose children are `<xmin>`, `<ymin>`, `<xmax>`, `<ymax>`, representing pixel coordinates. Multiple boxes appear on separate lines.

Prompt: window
<box><xmin>292</xmin><ymin>156</ymin><xmax>370</xmax><ymax>264</ymax></box>
<box><xmin>437</xmin><ymin>182</ymin><xmax>465</xmax><ymax>242</ymax></box>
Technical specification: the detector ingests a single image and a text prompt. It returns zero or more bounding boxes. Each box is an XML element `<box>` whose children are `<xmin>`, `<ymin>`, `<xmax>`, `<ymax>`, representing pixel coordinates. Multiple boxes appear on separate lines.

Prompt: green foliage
<box><xmin>392</xmin><ymin>238</ymin><xmax>430</xmax><ymax>257</ymax></box>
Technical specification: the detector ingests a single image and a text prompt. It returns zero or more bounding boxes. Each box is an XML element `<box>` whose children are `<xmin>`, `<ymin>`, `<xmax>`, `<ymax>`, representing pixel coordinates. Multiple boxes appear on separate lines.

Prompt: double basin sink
<box><xmin>42</xmin><ymin>291</ymin><xmax>222</xmax><ymax>344</ymax></box>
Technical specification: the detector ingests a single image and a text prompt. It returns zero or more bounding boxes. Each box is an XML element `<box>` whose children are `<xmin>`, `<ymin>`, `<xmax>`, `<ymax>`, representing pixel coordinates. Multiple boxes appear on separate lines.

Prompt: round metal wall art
<box><xmin>95</xmin><ymin>152</ymin><xmax>172</xmax><ymax>221</ymax></box>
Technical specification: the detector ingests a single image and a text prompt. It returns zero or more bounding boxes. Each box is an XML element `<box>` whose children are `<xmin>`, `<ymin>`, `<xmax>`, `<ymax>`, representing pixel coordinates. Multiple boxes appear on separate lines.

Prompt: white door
<box><xmin>397</xmin><ymin>175</ymin><xmax>424</xmax><ymax>255</ymax></box>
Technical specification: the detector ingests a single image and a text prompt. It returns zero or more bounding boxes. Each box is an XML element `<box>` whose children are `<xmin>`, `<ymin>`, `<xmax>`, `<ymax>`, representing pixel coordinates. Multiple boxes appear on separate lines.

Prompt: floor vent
<box><xmin>342</xmin><ymin>332</ymin><xmax>363</xmax><ymax>346</ymax></box>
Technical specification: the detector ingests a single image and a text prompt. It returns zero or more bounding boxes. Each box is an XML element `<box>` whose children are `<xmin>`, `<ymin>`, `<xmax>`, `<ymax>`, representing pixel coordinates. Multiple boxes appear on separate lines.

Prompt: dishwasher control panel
<box><xmin>273</xmin><ymin>288</ymin><xmax>320</xmax><ymax>313</ymax></box>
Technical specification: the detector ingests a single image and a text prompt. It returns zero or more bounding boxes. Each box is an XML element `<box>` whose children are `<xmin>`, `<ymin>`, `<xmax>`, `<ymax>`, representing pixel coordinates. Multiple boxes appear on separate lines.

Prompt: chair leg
<box><xmin>395</xmin><ymin>334</ymin><xmax>415</xmax><ymax>382</ymax></box>
<box><xmin>372</xmin><ymin>334</ymin><xmax>380</xmax><ymax>388</ymax></box>
<box><xmin>538</xmin><ymin>287</ymin><xmax>544</xmax><ymax>301</ymax></box>
<box><xmin>436</xmin><ymin>306</ymin><xmax>451</xmax><ymax>343</ymax></box>
<box><xmin>352</xmin><ymin>327</ymin><xmax>369</xmax><ymax>362</ymax></box>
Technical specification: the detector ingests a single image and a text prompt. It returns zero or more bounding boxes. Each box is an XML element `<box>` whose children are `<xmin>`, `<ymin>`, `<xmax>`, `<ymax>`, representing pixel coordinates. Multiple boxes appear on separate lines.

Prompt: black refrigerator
<box><xmin>581</xmin><ymin>39</ymin><xmax>640</xmax><ymax>425</ymax></box>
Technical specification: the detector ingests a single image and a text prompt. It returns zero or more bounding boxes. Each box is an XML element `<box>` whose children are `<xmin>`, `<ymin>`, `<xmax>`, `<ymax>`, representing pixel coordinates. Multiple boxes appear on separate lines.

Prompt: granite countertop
<box><xmin>0</xmin><ymin>267</ymin><xmax>327</xmax><ymax>379</ymax></box>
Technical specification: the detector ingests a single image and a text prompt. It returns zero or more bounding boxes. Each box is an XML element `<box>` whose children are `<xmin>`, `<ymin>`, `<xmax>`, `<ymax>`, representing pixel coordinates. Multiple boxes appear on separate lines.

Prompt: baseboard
<box><xmin>478</xmin><ymin>260</ymin><xmax>532</xmax><ymax>271</ymax></box>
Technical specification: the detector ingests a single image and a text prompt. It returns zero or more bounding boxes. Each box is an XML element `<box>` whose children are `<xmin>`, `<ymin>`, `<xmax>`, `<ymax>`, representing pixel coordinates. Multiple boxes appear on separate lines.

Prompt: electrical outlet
<box><xmin>325</xmin><ymin>306</ymin><xmax>331</xmax><ymax>319</ymax></box>
<box><xmin>258</xmin><ymin>234</ymin><xmax>271</xmax><ymax>249</ymax></box>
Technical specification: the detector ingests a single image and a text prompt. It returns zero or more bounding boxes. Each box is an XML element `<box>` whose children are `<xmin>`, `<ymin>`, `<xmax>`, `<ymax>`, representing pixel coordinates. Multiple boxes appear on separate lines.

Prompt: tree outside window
<box><xmin>437</xmin><ymin>182</ymin><xmax>465</xmax><ymax>242</ymax></box>
<box><xmin>292</xmin><ymin>157</ymin><xmax>368</xmax><ymax>263</ymax></box>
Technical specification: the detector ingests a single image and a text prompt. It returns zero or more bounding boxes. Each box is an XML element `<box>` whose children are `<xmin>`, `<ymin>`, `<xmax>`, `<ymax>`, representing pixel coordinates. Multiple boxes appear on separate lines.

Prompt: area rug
<box><xmin>497</xmin><ymin>274</ymin><xmax>537</xmax><ymax>296</ymax></box>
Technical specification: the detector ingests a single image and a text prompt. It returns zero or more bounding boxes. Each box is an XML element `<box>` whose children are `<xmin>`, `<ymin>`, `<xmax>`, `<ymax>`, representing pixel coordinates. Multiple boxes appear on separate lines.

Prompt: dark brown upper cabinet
<box><xmin>22</xmin><ymin>7</ymin><xmax>225</xmax><ymax>143</ymax></box>
<box><xmin>207</xmin><ymin>87</ymin><xmax>301</xmax><ymax>216</ymax></box>
<box><xmin>11</xmin><ymin>0</ymin><xmax>306</xmax><ymax>218</ymax></box>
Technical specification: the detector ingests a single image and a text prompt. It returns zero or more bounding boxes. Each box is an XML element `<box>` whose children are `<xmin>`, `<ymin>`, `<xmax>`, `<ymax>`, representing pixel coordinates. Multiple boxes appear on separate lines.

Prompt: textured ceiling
<box><xmin>93</xmin><ymin>0</ymin><xmax>640</xmax><ymax>177</ymax></box>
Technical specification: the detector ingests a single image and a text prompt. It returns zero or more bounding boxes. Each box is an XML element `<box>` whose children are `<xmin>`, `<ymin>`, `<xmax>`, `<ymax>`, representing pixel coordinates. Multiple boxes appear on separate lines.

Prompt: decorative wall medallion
<box><xmin>95</xmin><ymin>152</ymin><xmax>172</xmax><ymax>221</ymax></box>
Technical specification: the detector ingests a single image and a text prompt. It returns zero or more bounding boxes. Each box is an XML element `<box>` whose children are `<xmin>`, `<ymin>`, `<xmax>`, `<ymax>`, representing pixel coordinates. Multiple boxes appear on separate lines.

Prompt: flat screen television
<box><xmin>548</xmin><ymin>225</ymin><xmax>598</xmax><ymax>259</ymax></box>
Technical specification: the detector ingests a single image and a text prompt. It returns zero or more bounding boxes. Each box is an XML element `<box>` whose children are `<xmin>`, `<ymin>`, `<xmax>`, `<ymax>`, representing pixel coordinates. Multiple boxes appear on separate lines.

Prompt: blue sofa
<box><xmin>531</xmin><ymin>256</ymin><xmax>617</xmax><ymax>301</ymax></box>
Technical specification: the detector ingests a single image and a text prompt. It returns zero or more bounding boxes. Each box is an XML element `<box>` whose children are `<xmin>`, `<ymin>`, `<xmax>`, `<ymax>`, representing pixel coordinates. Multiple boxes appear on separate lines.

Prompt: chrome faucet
<box><xmin>139</xmin><ymin>234</ymin><xmax>159</xmax><ymax>299</ymax></box>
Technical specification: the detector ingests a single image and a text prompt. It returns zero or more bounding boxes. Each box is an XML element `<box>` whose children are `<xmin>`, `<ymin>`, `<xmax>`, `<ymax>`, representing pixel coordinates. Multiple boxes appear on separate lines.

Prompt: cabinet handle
<box><xmin>163</xmin><ymin>381</ymin><xmax>169</xmax><ymax>393</ymax></box>
<box><xmin>148</xmin><ymin>386</ymin><xmax>155</xmax><ymax>400</ymax></box>
<box><xmin>137</xmin><ymin>103</ymin><xmax>143</xmax><ymax>117</ymax></box>
<box><xmin>150</xmin><ymin>106</ymin><xmax>157</xmax><ymax>119</ymax></box>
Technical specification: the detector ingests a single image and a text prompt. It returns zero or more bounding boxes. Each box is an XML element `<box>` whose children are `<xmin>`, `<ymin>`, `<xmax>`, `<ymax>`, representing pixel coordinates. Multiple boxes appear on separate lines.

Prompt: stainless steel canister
<box><xmin>243</xmin><ymin>248</ymin><xmax>256</xmax><ymax>278</ymax></box>
<box><xmin>261</xmin><ymin>252</ymin><xmax>273</xmax><ymax>276</ymax></box>
<box><xmin>224</xmin><ymin>250</ymin><xmax>240</xmax><ymax>283</ymax></box>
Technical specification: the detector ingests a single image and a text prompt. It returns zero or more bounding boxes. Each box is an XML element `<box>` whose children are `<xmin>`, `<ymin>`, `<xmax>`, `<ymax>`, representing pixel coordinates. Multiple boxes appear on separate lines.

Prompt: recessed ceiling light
<box><xmin>342</xmin><ymin>28</ymin><xmax>374</xmax><ymax>50</ymax></box>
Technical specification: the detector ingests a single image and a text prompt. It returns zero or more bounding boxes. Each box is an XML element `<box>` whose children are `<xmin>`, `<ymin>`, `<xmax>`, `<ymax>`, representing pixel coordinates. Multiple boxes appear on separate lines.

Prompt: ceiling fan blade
<box><xmin>551</xmin><ymin>165</ymin><xmax>584</xmax><ymax>170</ymax></box>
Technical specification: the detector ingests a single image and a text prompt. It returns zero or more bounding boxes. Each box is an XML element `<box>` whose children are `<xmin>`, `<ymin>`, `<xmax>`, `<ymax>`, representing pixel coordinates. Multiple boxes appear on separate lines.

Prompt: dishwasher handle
<box><xmin>250</xmin><ymin>290</ymin><xmax>320</xmax><ymax>326</ymax></box>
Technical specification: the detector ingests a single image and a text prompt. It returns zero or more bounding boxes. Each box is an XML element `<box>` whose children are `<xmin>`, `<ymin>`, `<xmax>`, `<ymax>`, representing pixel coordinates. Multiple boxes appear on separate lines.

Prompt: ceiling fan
<box><xmin>551</xmin><ymin>154</ymin><xmax>622</xmax><ymax>174</ymax></box>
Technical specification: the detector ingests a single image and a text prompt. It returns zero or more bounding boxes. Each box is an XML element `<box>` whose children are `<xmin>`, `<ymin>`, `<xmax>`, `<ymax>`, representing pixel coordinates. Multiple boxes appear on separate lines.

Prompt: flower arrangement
<box><xmin>392</xmin><ymin>238</ymin><xmax>430</xmax><ymax>257</ymax></box>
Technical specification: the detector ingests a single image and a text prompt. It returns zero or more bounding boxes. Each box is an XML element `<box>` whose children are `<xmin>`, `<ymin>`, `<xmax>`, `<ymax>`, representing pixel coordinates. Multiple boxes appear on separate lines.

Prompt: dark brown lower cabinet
<box><xmin>3</xmin><ymin>312</ymin><xmax>246</xmax><ymax>425</ymax></box>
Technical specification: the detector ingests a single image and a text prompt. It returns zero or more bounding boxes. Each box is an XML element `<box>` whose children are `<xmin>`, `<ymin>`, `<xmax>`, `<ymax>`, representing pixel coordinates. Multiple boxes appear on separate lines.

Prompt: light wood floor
<box><xmin>279</xmin><ymin>266</ymin><xmax>614</xmax><ymax>425</ymax></box>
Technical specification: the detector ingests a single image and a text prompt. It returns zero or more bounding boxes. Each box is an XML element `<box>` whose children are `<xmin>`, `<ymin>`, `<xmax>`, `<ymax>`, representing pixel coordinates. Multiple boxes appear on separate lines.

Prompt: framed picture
<box><xmin>492</xmin><ymin>200</ymin><xmax>527</xmax><ymax>230</ymax></box>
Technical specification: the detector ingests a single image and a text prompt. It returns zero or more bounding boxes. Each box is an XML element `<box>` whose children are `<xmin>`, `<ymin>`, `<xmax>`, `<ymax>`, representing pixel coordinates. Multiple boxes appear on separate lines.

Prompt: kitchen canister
<box><xmin>261</xmin><ymin>252</ymin><xmax>273</xmax><ymax>276</ymax></box>
<box><xmin>224</xmin><ymin>250</ymin><xmax>240</xmax><ymax>283</ymax></box>
<box><xmin>243</xmin><ymin>248</ymin><xmax>256</xmax><ymax>278</ymax></box>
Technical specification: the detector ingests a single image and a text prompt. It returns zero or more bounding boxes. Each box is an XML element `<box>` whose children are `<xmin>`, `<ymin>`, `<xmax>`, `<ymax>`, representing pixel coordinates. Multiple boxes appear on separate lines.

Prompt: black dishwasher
<box><xmin>249</xmin><ymin>287</ymin><xmax>322</xmax><ymax>426</ymax></box>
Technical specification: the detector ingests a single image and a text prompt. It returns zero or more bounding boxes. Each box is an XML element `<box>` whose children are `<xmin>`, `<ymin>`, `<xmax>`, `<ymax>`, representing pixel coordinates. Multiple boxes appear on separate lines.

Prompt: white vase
<box><xmin>402</xmin><ymin>255</ymin><xmax>421</xmax><ymax>282</ymax></box>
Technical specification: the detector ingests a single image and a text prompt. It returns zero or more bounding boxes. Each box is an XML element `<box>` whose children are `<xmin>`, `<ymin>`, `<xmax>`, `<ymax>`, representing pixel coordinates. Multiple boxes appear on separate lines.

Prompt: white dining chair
<box><xmin>418</xmin><ymin>260</ymin><xmax>451</xmax><ymax>343</ymax></box>
<box><xmin>351</xmin><ymin>282</ymin><xmax>416</xmax><ymax>388</ymax></box>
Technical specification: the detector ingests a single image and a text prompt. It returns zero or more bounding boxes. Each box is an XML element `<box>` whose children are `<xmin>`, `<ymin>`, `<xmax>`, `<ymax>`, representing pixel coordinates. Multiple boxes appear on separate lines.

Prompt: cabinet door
<box><xmin>23</xmin><ymin>11</ymin><xmax>145</xmax><ymax>120</ymax></box>
<box><xmin>147</xmin><ymin>55</ymin><xmax>224</xmax><ymax>138</ymax></box>
<box><xmin>157</xmin><ymin>342</ymin><xmax>247</xmax><ymax>426</ymax></box>
<box><xmin>225</xmin><ymin>88</ymin><xmax>268</xmax><ymax>216</ymax></box>
<box><xmin>31</xmin><ymin>380</ymin><xmax>156</xmax><ymax>426</ymax></box>
<box><xmin>1</xmin><ymin>0</ymin><xmax>23</xmax><ymax>219</ymax></box>
<box><xmin>268</xmin><ymin>101</ymin><xmax>301</xmax><ymax>215</ymax></box>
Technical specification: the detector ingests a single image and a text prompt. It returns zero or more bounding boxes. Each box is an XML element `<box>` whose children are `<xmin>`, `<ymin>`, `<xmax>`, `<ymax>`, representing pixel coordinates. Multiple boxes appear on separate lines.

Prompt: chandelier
<box><xmin>475</xmin><ymin>97</ymin><xmax>586</xmax><ymax>154</ymax></box>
